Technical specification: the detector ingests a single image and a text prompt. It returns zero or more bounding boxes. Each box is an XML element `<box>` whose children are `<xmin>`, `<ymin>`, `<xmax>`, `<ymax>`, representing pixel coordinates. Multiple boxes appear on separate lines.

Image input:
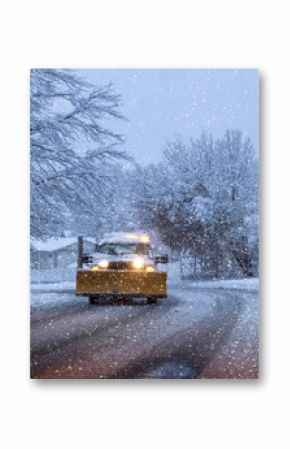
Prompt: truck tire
<box><xmin>89</xmin><ymin>296</ymin><xmax>99</xmax><ymax>305</ymax></box>
<box><xmin>147</xmin><ymin>297</ymin><xmax>157</xmax><ymax>305</ymax></box>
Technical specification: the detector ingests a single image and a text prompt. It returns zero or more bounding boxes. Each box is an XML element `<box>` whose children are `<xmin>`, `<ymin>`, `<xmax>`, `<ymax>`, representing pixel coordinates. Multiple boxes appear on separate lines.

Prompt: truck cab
<box><xmin>76</xmin><ymin>232</ymin><xmax>168</xmax><ymax>304</ymax></box>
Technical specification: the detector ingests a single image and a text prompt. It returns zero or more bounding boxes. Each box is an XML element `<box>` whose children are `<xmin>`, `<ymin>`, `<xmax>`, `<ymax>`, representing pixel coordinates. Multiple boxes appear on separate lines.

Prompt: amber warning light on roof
<box><xmin>126</xmin><ymin>233</ymin><xmax>150</xmax><ymax>243</ymax></box>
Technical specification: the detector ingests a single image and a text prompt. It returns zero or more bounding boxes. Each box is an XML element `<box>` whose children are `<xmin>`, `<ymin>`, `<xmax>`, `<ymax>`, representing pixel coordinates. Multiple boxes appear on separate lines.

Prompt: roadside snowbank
<box><xmin>171</xmin><ymin>277</ymin><xmax>259</xmax><ymax>291</ymax></box>
<box><xmin>31</xmin><ymin>267</ymin><xmax>75</xmax><ymax>284</ymax></box>
<box><xmin>31</xmin><ymin>281</ymin><xmax>75</xmax><ymax>292</ymax></box>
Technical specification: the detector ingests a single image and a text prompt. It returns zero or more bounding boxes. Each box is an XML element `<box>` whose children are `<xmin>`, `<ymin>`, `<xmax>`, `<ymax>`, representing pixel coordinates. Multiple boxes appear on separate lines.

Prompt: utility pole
<box><xmin>77</xmin><ymin>236</ymin><xmax>83</xmax><ymax>268</ymax></box>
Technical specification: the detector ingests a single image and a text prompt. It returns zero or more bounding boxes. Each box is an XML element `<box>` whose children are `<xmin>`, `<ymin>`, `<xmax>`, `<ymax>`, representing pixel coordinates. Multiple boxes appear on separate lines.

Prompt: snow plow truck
<box><xmin>76</xmin><ymin>232</ymin><xmax>168</xmax><ymax>304</ymax></box>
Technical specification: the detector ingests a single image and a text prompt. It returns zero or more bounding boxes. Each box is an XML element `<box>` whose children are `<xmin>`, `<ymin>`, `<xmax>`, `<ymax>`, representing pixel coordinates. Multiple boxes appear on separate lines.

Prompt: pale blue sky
<box><xmin>78</xmin><ymin>69</ymin><xmax>259</xmax><ymax>165</ymax></box>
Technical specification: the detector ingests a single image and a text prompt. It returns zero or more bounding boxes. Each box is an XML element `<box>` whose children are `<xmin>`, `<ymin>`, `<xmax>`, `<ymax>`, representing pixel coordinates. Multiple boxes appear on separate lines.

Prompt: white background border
<box><xmin>0</xmin><ymin>1</ymin><xmax>288</xmax><ymax>448</ymax></box>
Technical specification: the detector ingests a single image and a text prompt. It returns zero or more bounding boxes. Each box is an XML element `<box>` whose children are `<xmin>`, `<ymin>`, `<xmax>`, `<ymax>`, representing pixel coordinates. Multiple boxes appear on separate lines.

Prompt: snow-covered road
<box><xmin>30</xmin><ymin>280</ymin><xmax>259</xmax><ymax>379</ymax></box>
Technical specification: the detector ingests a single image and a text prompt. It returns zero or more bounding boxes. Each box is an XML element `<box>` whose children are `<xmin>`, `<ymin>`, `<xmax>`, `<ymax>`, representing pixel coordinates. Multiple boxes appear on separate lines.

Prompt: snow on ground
<box><xmin>176</xmin><ymin>277</ymin><xmax>259</xmax><ymax>291</ymax></box>
<box><xmin>198</xmin><ymin>288</ymin><xmax>259</xmax><ymax>378</ymax></box>
<box><xmin>167</xmin><ymin>261</ymin><xmax>258</xmax><ymax>291</ymax></box>
<box><xmin>31</xmin><ymin>291</ymin><xmax>77</xmax><ymax>308</ymax></box>
<box><xmin>31</xmin><ymin>267</ymin><xmax>75</xmax><ymax>284</ymax></box>
<box><xmin>31</xmin><ymin>281</ymin><xmax>75</xmax><ymax>292</ymax></box>
<box><xmin>30</xmin><ymin>277</ymin><xmax>258</xmax><ymax>295</ymax></box>
<box><xmin>30</xmin><ymin>262</ymin><xmax>258</xmax><ymax>308</ymax></box>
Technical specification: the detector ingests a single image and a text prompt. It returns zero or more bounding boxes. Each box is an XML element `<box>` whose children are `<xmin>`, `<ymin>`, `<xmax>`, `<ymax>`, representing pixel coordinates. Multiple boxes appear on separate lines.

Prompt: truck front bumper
<box><xmin>76</xmin><ymin>269</ymin><xmax>167</xmax><ymax>298</ymax></box>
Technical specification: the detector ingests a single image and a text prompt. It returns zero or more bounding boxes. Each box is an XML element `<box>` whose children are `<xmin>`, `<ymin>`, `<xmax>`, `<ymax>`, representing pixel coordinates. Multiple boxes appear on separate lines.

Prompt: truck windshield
<box><xmin>97</xmin><ymin>243</ymin><xmax>149</xmax><ymax>256</ymax></box>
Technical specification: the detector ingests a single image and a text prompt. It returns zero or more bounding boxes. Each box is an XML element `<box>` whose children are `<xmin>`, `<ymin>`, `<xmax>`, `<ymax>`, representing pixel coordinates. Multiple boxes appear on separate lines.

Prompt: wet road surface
<box><xmin>30</xmin><ymin>286</ymin><xmax>259</xmax><ymax>379</ymax></box>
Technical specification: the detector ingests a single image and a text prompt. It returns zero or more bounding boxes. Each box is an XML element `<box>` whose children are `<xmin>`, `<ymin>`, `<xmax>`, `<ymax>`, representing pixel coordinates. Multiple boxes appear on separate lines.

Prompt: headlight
<box><xmin>132</xmin><ymin>258</ymin><xmax>144</xmax><ymax>269</ymax></box>
<box><xmin>146</xmin><ymin>266</ymin><xmax>155</xmax><ymax>272</ymax></box>
<box><xmin>98</xmin><ymin>259</ymin><xmax>109</xmax><ymax>269</ymax></box>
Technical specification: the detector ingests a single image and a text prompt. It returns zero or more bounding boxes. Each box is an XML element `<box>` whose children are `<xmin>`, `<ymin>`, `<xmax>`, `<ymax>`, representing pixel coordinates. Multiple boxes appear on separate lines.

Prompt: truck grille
<box><xmin>108</xmin><ymin>261</ymin><xmax>134</xmax><ymax>270</ymax></box>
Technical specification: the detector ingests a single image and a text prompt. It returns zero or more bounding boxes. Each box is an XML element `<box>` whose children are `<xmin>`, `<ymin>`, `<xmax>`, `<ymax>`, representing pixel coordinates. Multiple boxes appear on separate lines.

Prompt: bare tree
<box><xmin>30</xmin><ymin>69</ymin><xmax>129</xmax><ymax>239</ymax></box>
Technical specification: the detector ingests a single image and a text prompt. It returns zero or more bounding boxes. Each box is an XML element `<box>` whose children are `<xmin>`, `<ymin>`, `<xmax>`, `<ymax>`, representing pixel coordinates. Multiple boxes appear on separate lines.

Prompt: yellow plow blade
<box><xmin>76</xmin><ymin>270</ymin><xmax>167</xmax><ymax>297</ymax></box>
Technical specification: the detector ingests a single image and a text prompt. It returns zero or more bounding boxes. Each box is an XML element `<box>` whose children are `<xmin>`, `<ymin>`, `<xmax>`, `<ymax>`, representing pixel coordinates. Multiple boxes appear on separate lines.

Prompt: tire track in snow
<box><xmin>31</xmin><ymin>289</ymin><xmax>248</xmax><ymax>379</ymax></box>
